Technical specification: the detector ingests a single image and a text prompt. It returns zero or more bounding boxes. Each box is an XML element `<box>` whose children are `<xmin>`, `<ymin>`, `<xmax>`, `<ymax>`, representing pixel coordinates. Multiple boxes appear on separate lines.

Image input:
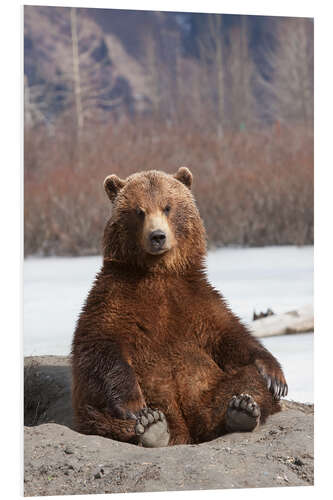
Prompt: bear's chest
<box><xmin>133</xmin><ymin>284</ymin><xmax>201</xmax><ymax>338</ymax></box>
<box><xmin>111</xmin><ymin>274</ymin><xmax>215</xmax><ymax>361</ymax></box>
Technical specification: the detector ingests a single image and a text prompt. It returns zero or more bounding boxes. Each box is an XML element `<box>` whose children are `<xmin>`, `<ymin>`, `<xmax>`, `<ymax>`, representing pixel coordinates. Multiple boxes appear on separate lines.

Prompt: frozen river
<box><xmin>24</xmin><ymin>246</ymin><xmax>313</xmax><ymax>403</ymax></box>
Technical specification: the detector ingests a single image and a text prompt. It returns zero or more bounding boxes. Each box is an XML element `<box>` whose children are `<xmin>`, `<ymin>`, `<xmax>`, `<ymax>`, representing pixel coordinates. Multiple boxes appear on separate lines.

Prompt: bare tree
<box><xmin>198</xmin><ymin>14</ymin><xmax>227</xmax><ymax>137</ymax></box>
<box><xmin>24</xmin><ymin>75</ymin><xmax>46</xmax><ymax>127</ymax></box>
<box><xmin>227</xmin><ymin>19</ymin><xmax>259</xmax><ymax>130</ymax></box>
<box><xmin>142</xmin><ymin>24</ymin><xmax>182</xmax><ymax>122</ymax></box>
<box><xmin>70</xmin><ymin>7</ymin><xmax>84</xmax><ymax>133</ymax></box>
<box><xmin>142</xmin><ymin>28</ymin><xmax>162</xmax><ymax>117</ymax></box>
<box><xmin>45</xmin><ymin>8</ymin><xmax>124</xmax><ymax>167</ymax></box>
<box><xmin>259</xmin><ymin>17</ymin><xmax>314</xmax><ymax>126</ymax></box>
<box><xmin>68</xmin><ymin>9</ymin><xmax>124</xmax><ymax>125</ymax></box>
<box><xmin>25</xmin><ymin>7</ymin><xmax>124</xmax><ymax>135</ymax></box>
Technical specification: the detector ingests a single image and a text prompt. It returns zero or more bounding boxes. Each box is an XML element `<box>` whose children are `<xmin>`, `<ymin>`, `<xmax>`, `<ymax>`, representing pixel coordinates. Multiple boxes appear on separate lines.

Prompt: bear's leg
<box><xmin>203</xmin><ymin>364</ymin><xmax>280</xmax><ymax>441</ymax></box>
<box><xmin>72</xmin><ymin>341</ymin><xmax>172</xmax><ymax>446</ymax></box>
<box><xmin>75</xmin><ymin>404</ymin><xmax>170</xmax><ymax>447</ymax></box>
<box><xmin>162</xmin><ymin>400</ymin><xmax>193</xmax><ymax>445</ymax></box>
<box><xmin>175</xmin><ymin>350</ymin><xmax>280</xmax><ymax>443</ymax></box>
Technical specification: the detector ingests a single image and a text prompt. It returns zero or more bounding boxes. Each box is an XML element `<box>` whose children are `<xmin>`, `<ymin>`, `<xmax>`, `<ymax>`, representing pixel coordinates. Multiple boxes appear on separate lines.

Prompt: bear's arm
<box><xmin>209</xmin><ymin>309</ymin><xmax>287</xmax><ymax>399</ymax></box>
<box><xmin>72</xmin><ymin>337</ymin><xmax>146</xmax><ymax>418</ymax></box>
<box><xmin>213</xmin><ymin>316</ymin><xmax>277</xmax><ymax>366</ymax></box>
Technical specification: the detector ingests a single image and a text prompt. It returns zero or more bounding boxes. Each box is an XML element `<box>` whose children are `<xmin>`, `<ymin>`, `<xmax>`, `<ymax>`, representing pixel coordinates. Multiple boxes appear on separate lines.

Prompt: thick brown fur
<box><xmin>71</xmin><ymin>168</ymin><xmax>287</xmax><ymax>446</ymax></box>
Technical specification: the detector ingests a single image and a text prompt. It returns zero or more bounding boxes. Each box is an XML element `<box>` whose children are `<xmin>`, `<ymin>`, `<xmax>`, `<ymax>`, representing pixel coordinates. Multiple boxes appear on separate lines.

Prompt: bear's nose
<box><xmin>149</xmin><ymin>230</ymin><xmax>166</xmax><ymax>248</ymax></box>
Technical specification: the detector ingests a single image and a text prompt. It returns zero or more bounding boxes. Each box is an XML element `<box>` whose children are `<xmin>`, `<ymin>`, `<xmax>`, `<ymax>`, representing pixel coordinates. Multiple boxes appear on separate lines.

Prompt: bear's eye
<box><xmin>163</xmin><ymin>204</ymin><xmax>171</xmax><ymax>216</ymax></box>
<box><xmin>136</xmin><ymin>207</ymin><xmax>145</xmax><ymax>217</ymax></box>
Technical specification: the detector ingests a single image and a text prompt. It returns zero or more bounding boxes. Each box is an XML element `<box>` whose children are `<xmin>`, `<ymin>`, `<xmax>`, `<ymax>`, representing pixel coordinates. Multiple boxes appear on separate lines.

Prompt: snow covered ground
<box><xmin>206</xmin><ymin>245</ymin><xmax>313</xmax><ymax>323</ymax></box>
<box><xmin>262</xmin><ymin>333</ymin><xmax>313</xmax><ymax>404</ymax></box>
<box><xmin>24</xmin><ymin>246</ymin><xmax>313</xmax><ymax>403</ymax></box>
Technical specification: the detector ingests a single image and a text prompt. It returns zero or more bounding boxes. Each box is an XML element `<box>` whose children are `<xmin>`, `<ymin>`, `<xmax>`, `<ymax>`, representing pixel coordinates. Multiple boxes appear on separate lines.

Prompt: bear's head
<box><xmin>103</xmin><ymin>168</ymin><xmax>207</xmax><ymax>273</ymax></box>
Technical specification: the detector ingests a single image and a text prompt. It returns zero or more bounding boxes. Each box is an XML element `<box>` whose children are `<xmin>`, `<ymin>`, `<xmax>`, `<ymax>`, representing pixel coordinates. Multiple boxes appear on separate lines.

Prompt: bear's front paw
<box><xmin>131</xmin><ymin>408</ymin><xmax>170</xmax><ymax>448</ymax></box>
<box><xmin>255</xmin><ymin>359</ymin><xmax>288</xmax><ymax>400</ymax></box>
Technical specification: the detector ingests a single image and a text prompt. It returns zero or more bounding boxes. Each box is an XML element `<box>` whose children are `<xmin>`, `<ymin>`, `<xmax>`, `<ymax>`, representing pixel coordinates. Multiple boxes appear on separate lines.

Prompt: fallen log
<box><xmin>250</xmin><ymin>305</ymin><xmax>313</xmax><ymax>338</ymax></box>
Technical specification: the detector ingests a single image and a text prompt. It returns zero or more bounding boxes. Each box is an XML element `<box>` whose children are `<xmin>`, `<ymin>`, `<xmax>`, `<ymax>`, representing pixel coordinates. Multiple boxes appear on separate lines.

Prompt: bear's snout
<box><xmin>149</xmin><ymin>230</ymin><xmax>166</xmax><ymax>252</ymax></box>
<box><xmin>141</xmin><ymin>212</ymin><xmax>173</xmax><ymax>256</ymax></box>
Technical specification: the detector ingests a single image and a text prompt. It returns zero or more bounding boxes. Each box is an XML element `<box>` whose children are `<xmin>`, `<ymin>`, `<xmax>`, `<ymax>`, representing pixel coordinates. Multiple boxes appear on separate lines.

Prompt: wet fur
<box><xmin>71</xmin><ymin>169</ymin><xmax>285</xmax><ymax>445</ymax></box>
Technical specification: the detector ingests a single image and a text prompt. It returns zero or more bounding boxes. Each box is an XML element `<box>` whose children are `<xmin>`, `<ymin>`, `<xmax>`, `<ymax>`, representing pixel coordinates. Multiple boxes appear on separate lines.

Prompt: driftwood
<box><xmin>253</xmin><ymin>308</ymin><xmax>275</xmax><ymax>321</ymax></box>
<box><xmin>250</xmin><ymin>305</ymin><xmax>313</xmax><ymax>338</ymax></box>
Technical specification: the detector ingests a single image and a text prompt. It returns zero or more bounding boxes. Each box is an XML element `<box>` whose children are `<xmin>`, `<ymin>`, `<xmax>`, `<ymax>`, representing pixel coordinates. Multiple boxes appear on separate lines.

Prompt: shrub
<box><xmin>24</xmin><ymin>118</ymin><xmax>313</xmax><ymax>256</ymax></box>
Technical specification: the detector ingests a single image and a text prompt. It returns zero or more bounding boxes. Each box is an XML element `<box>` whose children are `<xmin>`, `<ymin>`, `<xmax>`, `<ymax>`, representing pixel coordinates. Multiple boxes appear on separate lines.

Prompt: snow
<box><xmin>262</xmin><ymin>333</ymin><xmax>313</xmax><ymax>404</ymax></box>
<box><xmin>24</xmin><ymin>255</ymin><xmax>102</xmax><ymax>357</ymax></box>
<box><xmin>24</xmin><ymin>246</ymin><xmax>313</xmax><ymax>402</ymax></box>
<box><xmin>205</xmin><ymin>245</ymin><xmax>313</xmax><ymax>323</ymax></box>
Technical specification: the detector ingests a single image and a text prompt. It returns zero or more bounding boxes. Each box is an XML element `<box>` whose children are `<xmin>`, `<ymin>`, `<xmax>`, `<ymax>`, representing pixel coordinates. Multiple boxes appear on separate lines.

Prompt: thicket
<box><xmin>24</xmin><ymin>119</ymin><xmax>313</xmax><ymax>256</ymax></box>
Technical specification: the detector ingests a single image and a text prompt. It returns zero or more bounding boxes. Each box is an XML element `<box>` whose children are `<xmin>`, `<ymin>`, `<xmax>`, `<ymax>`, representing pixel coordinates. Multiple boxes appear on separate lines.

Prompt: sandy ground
<box><xmin>24</xmin><ymin>356</ymin><xmax>314</xmax><ymax>496</ymax></box>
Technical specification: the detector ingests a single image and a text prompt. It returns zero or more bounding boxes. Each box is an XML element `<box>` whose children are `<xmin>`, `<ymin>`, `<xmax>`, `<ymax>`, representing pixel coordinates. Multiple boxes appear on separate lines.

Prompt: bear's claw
<box><xmin>261</xmin><ymin>373</ymin><xmax>288</xmax><ymax>400</ymax></box>
<box><xmin>225</xmin><ymin>393</ymin><xmax>261</xmax><ymax>433</ymax></box>
<box><xmin>255</xmin><ymin>359</ymin><xmax>288</xmax><ymax>400</ymax></box>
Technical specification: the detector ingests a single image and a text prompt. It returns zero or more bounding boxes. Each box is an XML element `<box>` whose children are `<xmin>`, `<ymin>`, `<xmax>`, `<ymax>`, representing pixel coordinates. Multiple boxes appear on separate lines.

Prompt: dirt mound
<box><xmin>24</xmin><ymin>356</ymin><xmax>73</xmax><ymax>428</ymax></box>
<box><xmin>24</xmin><ymin>356</ymin><xmax>313</xmax><ymax>496</ymax></box>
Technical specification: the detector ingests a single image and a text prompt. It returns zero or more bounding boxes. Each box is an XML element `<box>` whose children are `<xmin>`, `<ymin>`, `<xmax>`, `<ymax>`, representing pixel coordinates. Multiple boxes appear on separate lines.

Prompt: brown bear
<box><xmin>71</xmin><ymin>167</ymin><xmax>288</xmax><ymax>447</ymax></box>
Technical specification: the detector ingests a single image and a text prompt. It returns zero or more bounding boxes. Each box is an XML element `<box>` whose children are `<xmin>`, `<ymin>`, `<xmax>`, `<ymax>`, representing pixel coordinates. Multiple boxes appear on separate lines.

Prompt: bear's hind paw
<box><xmin>225</xmin><ymin>394</ymin><xmax>260</xmax><ymax>433</ymax></box>
<box><xmin>134</xmin><ymin>408</ymin><xmax>169</xmax><ymax>448</ymax></box>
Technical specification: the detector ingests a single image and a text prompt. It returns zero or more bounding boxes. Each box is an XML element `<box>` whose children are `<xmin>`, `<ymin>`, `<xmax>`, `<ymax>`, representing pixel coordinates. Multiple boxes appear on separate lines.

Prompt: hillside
<box><xmin>24</xmin><ymin>6</ymin><xmax>305</xmax><ymax>120</ymax></box>
<box><xmin>24</xmin><ymin>6</ymin><xmax>151</xmax><ymax>116</ymax></box>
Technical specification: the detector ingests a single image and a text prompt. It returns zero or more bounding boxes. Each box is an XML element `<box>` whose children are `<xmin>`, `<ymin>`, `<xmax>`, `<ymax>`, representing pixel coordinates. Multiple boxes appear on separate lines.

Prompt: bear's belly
<box><xmin>132</xmin><ymin>339</ymin><xmax>222</xmax><ymax>411</ymax></box>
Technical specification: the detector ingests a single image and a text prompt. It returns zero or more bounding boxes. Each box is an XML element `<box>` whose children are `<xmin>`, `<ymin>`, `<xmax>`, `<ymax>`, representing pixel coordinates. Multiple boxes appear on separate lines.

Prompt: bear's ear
<box><xmin>174</xmin><ymin>167</ymin><xmax>193</xmax><ymax>190</ymax></box>
<box><xmin>104</xmin><ymin>175</ymin><xmax>126</xmax><ymax>202</ymax></box>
